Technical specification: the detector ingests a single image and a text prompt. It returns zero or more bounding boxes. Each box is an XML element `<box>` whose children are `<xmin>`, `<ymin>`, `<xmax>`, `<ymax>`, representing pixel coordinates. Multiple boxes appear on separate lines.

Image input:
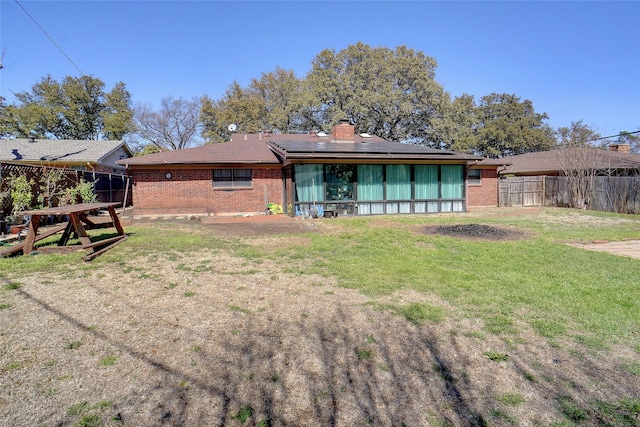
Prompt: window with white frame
<box><xmin>213</xmin><ymin>168</ymin><xmax>252</xmax><ymax>188</ymax></box>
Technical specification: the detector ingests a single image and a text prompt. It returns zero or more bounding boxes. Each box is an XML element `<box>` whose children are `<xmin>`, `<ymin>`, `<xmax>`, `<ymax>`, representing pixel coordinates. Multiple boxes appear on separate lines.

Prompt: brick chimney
<box><xmin>610</xmin><ymin>143</ymin><xmax>631</xmax><ymax>153</ymax></box>
<box><xmin>331</xmin><ymin>119</ymin><xmax>355</xmax><ymax>142</ymax></box>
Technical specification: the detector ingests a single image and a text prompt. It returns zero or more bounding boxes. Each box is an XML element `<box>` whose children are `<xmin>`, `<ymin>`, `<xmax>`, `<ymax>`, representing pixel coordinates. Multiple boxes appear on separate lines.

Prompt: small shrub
<box><xmin>0</xmin><ymin>303</ymin><xmax>12</xmax><ymax>310</ymax></box>
<box><xmin>7</xmin><ymin>173</ymin><xmax>34</xmax><ymax>215</ymax></box>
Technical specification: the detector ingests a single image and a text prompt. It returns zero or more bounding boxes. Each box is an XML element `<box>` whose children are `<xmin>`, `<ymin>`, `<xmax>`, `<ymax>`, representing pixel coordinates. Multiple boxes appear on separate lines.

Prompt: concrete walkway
<box><xmin>570</xmin><ymin>240</ymin><xmax>640</xmax><ymax>260</ymax></box>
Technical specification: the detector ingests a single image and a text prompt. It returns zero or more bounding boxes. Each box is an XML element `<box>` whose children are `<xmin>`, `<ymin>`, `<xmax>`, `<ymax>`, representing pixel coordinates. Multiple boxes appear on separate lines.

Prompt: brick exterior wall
<box><xmin>467</xmin><ymin>168</ymin><xmax>499</xmax><ymax>207</ymax></box>
<box><xmin>131</xmin><ymin>167</ymin><xmax>283</xmax><ymax>216</ymax></box>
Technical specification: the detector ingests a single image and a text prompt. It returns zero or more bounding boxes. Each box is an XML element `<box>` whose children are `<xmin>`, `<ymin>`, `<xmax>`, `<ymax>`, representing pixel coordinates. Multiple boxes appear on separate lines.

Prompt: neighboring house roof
<box><xmin>500</xmin><ymin>148</ymin><xmax>640</xmax><ymax>176</ymax></box>
<box><xmin>0</xmin><ymin>138</ymin><xmax>132</xmax><ymax>169</ymax></box>
<box><xmin>119</xmin><ymin>131</ymin><xmax>482</xmax><ymax>167</ymax></box>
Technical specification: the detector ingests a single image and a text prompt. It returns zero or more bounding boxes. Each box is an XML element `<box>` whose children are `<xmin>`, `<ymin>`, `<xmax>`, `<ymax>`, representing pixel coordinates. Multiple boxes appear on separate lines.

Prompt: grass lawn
<box><xmin>1</xmin><ymin>207</ymin><xmax>639</xmax><ymax>426</ymax></box>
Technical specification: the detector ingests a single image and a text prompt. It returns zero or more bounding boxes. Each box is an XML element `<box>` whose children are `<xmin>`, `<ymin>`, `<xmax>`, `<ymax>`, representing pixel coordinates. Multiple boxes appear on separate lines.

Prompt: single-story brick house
<box><xmin>118</xmin><ymin>122</ymin><xmax>502</xmax><ymax>216</ymax></box>
<box><xmin>0</xmin><ymin>138</ymin><xmax>132</xmax><ymax>174</ymax></box>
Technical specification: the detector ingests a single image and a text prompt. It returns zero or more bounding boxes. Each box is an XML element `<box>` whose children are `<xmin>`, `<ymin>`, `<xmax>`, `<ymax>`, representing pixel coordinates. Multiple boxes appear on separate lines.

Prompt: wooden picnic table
<box><xmin>1</xmin><ymin>202</ymin><xmax>126</xmax><ymax>261</ymax></box>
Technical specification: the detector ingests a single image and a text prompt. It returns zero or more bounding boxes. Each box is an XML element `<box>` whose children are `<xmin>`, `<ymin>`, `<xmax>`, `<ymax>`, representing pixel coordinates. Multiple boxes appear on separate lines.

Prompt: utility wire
<box><xmin>14</xmin><ymin>0</ymin><xmax>85</xmax><ymax>76</ymax></box>
<box><xmin>589</xmin><ymin>130</ymin><xmax>640</xmax><ymax>144</ymax></box>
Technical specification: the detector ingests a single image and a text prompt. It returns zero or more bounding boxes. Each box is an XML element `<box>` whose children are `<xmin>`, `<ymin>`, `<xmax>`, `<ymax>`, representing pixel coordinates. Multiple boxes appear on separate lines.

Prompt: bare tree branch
<box><xmin>133</xmin><ymin>96</ymin><xmax>201</xmax><ymax>150</ymax></box>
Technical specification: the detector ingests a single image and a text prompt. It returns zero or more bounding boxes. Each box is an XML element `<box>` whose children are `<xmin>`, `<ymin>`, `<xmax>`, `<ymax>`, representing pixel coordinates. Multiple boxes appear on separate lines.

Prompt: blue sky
<box><xmin>1</xmin><ymin>1</ymin><xmax>639</xmax><ymax>137</ymax></box>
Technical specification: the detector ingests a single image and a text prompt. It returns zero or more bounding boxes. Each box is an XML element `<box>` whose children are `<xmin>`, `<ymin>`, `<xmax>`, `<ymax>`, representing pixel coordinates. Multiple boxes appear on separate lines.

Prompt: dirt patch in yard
<box><xmin>424</xmin><ymin>223</ymin><xmax>528</xmax><ymax>241</ymax></box>
<box><xmin>1</xmin><ymin>213</ymin><xmax>638</xmax><ymax>426</ymax></box>
<box><xmin>132</xmin><ymin>214</ymin><xmax>319</xmax><ymax>238</ymax></box>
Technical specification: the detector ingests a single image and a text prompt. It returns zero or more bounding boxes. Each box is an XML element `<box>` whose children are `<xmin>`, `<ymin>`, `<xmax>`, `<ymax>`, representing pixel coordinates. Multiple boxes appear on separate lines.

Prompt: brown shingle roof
<box><xmin>501</xmin><ymin>148</ymin><xmax>640</xmax><ymax>175</ymax></box>
<box><xmin>119</xmin><ymin>131</ymin><xmax>484</xmax><ymax>166</ymax></box>
<box><xmin>118</xmin><ymin>139</ymin><xmax>280</xmax><ymax>166</ymax></box>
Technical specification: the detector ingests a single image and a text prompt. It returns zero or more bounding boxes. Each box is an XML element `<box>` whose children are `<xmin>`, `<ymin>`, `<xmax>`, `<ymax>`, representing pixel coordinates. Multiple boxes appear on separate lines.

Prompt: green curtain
<box><xmin>295</xmin><ymin>164</ymin><xmax>323</xmax><ymax>202</ymax></box>
<box><xmin>357</xmin><ymin>165</ymin><xmax>383</xmax><ymax>201</ymax></box>
<box><xmin>414</xmin><ymin>165</ymin><xmax>439</xmax><ymax>199</ymax></box>
<box><xmin>441</xmin><ymin>165</ymin><xmax>463</xmax><ymax>199</ymax></box>
<box><xmin>386</xmin><ymin>165</ymin><xmax>411</xmax><ymax>200</ymax></box>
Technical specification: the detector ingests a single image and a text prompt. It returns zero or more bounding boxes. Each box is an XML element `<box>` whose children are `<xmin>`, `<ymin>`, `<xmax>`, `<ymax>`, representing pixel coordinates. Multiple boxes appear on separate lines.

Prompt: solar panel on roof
<box><xmin>272</xmin><ymin>140</ymin><xmax>456</xmax><ymax>155</ymax></box>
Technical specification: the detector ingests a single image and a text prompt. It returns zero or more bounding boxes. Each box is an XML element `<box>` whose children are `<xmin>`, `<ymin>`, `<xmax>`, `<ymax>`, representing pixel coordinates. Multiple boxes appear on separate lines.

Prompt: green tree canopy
<box><xmin>102</xmin><ymin>82</ymin><xmax>135</xmax><ymax>140</ymax></box>
<box><xmin>557</xmin><ymin>120</ymin><xmax>602</xmax><ymax>147</ymax></box>
<box><xmin>198</xmin><ymin>44</ymin><xmax>560</xmax><ymax>154</ymax></box>
<box><xmin>201</xmin><ymin>82</ymin><xmax>267</xmax><ymax>143</ymax></box>
<box><xmin>1</xmin><ymin>75</ymin><xmax>133</xmax><ymax>140</ymax></box>
<box><xmin>427</xmin><ymin>93</ymin><xmax>479</xmax><ymax>151</ymax></box>
<box><xmin>474</xmin><ymin>93</ymin><xmax>555</xmax><ymax>158</ymax></box>
<box><xmin>201</xmin><ymin>43</ymin><xmax>453</xmax><ymax>145</ymax></box>
<box><xmin>250</xmin><ymin>67</ymin><xmax>309</xmax><ymax>133</ymax></box>
<box><xmin>306</xmin><ymin>42</ymin><xmax>449</xmax><ymax>143</ymax></box>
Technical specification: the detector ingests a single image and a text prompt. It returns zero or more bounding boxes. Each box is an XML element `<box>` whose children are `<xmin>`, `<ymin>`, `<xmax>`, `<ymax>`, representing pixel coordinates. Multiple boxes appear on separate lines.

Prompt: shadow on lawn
<box><xmin>13</xmin><ymin>285</ymin><xmax>638</xmax><ymax>426</ymax></box>
<box><xmin>16</xmin><ymin>286</ymin><xmax>487</xmax><ymax>426</ymax></box>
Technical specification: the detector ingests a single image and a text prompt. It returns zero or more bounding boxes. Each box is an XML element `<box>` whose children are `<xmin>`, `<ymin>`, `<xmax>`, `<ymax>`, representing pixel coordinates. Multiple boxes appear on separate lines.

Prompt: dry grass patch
<box><xmin>1</xmin><ymin>211</ymin><xmax>639</xmax><ymax>426</ymax></box>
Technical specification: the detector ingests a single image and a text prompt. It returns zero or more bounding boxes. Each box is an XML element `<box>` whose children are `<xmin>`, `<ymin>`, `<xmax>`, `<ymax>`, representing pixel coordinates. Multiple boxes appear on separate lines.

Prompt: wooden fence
<box><xmin>499</xmin><ymin>176</ymin><xmax>544</xmax><ymax>207</ymax></box>
<box><xmin>500</xmin><ymin>175</ymin><xmax>640</xmax><ymax>214</ymax></box>
<box><xmin>544</xmin><ymin>176</ymin><xmax>640</xmax><ymax>214</ymax></box>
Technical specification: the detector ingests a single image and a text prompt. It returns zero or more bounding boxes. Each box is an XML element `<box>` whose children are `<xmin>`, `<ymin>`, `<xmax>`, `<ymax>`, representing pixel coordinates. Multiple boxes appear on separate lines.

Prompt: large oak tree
<box><xmin>306</xmin><ymin>42</ymin><xmax>449</xmax><ymax>143</ymax></box>
<box><xmin>1</xmin><ymin>75</ymin><xmax>133</xmax><ymax>140</ymax></box>
<box><xmin>474</xmin><ymin>93</ymin><xmax>555</xmax><ymax>158</ymax></box>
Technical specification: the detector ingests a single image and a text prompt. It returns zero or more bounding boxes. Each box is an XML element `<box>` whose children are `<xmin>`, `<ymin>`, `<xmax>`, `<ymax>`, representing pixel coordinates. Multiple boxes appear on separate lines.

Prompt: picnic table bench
<box><xmin>1</xmin><ymin>202</ymin><xmax>126</xmax><ymax>261</ymax></box>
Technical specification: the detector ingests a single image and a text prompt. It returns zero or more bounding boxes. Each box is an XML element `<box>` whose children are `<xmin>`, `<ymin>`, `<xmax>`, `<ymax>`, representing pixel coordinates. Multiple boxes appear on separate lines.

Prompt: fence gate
<box><xmin>499</xmin><ymin>176</ymin><xmax>544</xmax><ymax>207</ymax></box>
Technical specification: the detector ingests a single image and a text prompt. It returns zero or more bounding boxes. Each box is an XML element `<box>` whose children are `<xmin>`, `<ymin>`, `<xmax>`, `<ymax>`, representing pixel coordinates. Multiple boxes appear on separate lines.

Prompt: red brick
<box><xmin>467</xmin><ymin>169</ymin><xmax>498</xmax><ymax>207</ymax></box>
<box><xmin>131</xmin><ymin>167</ymin><xmax>283</xmax><ymax>216</ymax></box>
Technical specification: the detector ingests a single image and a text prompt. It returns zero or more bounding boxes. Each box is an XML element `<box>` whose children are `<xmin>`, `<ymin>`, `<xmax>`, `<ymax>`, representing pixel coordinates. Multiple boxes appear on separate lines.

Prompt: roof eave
<box><xmin>122</xmin><ymin>160</ymin><xmax>282</xmax><ymax>168</ymax></box>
